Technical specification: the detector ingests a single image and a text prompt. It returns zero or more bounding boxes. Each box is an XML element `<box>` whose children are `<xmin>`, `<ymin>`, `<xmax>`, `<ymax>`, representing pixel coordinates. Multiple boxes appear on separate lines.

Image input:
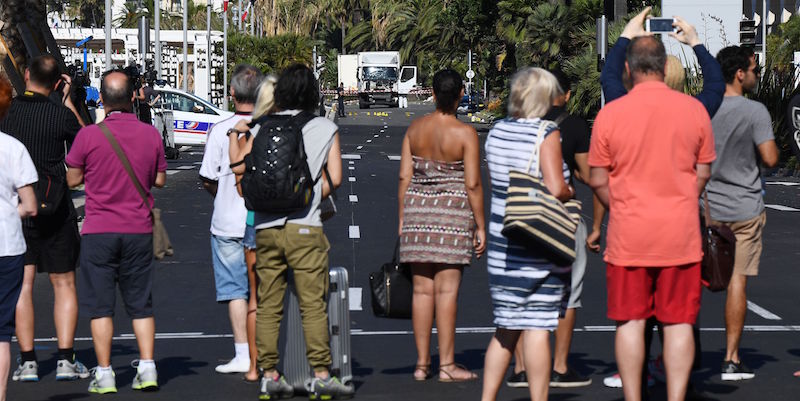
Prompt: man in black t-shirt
<box><xmin>0</xmin><ymin>54</ymin><xmax>89</xmax><ymax>383</ymax></box>
<box><xmin>505</xmin><ymin>68</ymin><xmax>595</xmax><ymax>389</ymax></box>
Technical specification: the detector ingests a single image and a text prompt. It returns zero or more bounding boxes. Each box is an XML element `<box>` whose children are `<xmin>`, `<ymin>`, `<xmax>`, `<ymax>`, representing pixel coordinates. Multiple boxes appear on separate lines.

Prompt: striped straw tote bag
<box><xmin>501</xmin><ymin>122</ymin><xmax>582</xmax><ymax>266</ymax></box>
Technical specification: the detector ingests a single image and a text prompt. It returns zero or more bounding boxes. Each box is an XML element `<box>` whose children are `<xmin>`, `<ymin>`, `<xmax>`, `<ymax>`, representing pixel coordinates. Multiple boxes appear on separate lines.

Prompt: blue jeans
<box><xmin>210</xmin><ymin>235</ymin><xmax>248</xmax><ymax>302</ymax></box>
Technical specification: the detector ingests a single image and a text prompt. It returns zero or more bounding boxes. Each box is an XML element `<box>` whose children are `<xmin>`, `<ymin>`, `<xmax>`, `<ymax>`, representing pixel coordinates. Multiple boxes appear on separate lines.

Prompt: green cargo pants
<box><xmin>255</xmin><ymin>223</ymin><xmax>331</xmax><ymax>372</ymax></box>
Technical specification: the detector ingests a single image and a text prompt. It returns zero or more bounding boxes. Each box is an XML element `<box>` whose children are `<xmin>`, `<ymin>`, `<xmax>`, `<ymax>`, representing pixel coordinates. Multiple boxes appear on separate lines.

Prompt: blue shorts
<box><xmin>211</xmin><ymin>235</ymin><xmax>248</xmax><ymax>302</ymax></box>
<box><xmin>0</xmin><ymin>254</ymin><xmax>24</xmax><ymax>341</ymax></box>
<box><xmin>243</xmin><ymin>225</ymin><xmax>256</xmax><ymax>250</ymax></box>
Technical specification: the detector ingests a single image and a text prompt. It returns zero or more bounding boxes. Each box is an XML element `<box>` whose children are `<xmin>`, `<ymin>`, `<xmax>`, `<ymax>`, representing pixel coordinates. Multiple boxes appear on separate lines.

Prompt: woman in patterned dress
<box><xmin>398</xmin><ymin>69</ymin><xmax>486</xmax><ymax>382</ymax></box>
<box><xmin>480</xmin><ymin>68</ymin><xmax>574</xmax><ymax>401</ymax></box>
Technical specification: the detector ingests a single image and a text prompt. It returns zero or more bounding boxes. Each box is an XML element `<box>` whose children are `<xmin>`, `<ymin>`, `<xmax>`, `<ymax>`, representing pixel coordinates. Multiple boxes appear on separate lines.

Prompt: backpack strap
<box><xmin>291</xmin><ymin>110</ymin><xmax>317</xmax><ymax>128</ymax></box>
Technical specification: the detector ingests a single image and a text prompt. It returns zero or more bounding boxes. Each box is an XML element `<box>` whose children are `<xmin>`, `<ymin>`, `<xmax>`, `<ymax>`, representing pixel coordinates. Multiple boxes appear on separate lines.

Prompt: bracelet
<box><xmin>226</xmin><ymin>128</ymin><xmax>241</xmax><ymax>137</ymax></box>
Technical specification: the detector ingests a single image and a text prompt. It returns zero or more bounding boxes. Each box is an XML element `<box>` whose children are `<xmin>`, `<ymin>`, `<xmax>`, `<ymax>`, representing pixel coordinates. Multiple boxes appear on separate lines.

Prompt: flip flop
<box><xmin>438</xmin><ymin>363</ymin><xmax>478</xmax><ymax>383</ymax></box>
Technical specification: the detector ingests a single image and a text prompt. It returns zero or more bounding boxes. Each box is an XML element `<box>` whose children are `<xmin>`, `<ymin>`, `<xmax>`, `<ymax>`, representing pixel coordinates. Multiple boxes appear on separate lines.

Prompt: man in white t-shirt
<box><xmin>199</xmin><ymin>64</ymin><xmax>263</xmax><ymax>374</ymax></box>
<box><xmin>0</xmin><ymin>116</ymin><xmax>39</xmax><ymax>400</ymax></box>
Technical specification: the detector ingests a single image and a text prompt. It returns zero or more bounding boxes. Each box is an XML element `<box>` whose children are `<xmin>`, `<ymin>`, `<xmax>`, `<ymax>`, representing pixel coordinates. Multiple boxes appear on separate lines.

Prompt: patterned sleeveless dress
<box><xmin>399</xmin><ymin>156</ymin><xmax>475</xmax><ymax>266</ymax></box>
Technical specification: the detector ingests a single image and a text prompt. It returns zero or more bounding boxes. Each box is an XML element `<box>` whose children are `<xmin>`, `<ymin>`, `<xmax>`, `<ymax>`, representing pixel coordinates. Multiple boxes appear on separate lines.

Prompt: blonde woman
<box><xmin>481</xmin><ymin>68</ymin><xmax>573</xmax><ymax>401</ymax></box>
<box><xmin>228</xmin><ymin>75</ymin><xmax>278</xmax><ymax>382</ymax></box>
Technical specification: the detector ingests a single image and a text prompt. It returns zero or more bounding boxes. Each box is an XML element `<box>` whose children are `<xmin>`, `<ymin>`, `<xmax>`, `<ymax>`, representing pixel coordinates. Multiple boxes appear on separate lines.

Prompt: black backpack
<box><xmin>241</xmin><ymin>111</ymin><xmax>317</xmax><ymax>214</ymax></box>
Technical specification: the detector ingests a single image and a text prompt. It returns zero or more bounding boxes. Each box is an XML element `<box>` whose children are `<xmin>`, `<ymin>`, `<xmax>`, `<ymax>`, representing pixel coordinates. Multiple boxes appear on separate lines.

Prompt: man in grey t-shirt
<box><xmin>709</xmin><ymin>46</ymin><xmax>779</xmax><ymax>382</ymax></box>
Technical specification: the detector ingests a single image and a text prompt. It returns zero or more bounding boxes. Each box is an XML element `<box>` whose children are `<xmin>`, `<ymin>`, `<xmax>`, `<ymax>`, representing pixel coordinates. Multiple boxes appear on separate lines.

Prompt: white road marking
<box><xmin>348</xmin><ymin>166</ymin><xmax>355</xmax><ymax>170</ymax></box>
<box><xmin>166</xmin><ymin>170</ymin><xmax>181</xmax><ymax>175</ymax></box>
<box><xmin>349</xmin><ymin>225</ymin><xmax>361</xmax><ymax>239</ymax></box>
<box><xmin>349</xmin><ymin>288</ymin><xmax>362</xmax><ymax>311</ymax></box>
<box><xmin>766</xmin><ymin>181</ymin><xmax>800</xmax><ymax>186</ymax></box>
<box><xmin>24</xmin><ymin>324</ymin><xmax>800</xmax><ymax>343</ymax></box>
<box><xmin>176</xmin><ymin>165</ymin><xmax>195</xmax><ymax>170</ymax></box>
<box><xmin>387</xmin><ymin>155</ymin><xmax>401</xmax><ymax>161</ymax></box>
<box><xmin>193</xmin><ymin>161</ymin><xmax>203</xmax><ymax>165</ymax></box>
<box><xmin>348</xmin><ymin>161</ymin><xmax>355</xmax><ymax>165</ymax></box>
<box><xmin>357</xmin><ymin>145</ymin><xmax>363</xmax><ymax>150</ymax></box>
<box><xmin>348</xmin><ymin>177</ymin><xmax>356</xmax><ymax>182</ymax></box>
<box><xmin>342</xmin><ymin>154</ymin><xmax>361</xmax><ymax>160</ymax></box>
<box><xmin>366</xmin><ymin>139</ymin><xmax>372</xmax><ymax>143</ymax></box>
<box><xmin>765</xmin><ymin>204</ymin><xmax>800</xmax><ymax>212</ymax></box>
<box><xmin>374</xmin><ymin>134</ymin><xmax>379</xmax><ymax>138</ymax></box>
<box><xmin>349</xmin><ymin>195</ymin><xmax>358</xmax><ymax>202</ymax></box>
<box><xmin>178</xmin><ymin>146</ymin><xmax>192</xmax><ymax>152</ymax></box>
<box><xmin>747</xmin><ymin>300</ymin><xmax>782</xmax><ymax>320</ymax></box>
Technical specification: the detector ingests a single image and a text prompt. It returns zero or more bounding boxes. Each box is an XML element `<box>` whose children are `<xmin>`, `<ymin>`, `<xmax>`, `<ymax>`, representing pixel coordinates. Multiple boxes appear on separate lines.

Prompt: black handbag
<box><xmin>701</xmin><ymin>191</ymin><xmax>736</xmax><ymax>292</ymax></box>
<box><xmin>33</xmin><ymin>172</ymin><xmax>67</xmax><ymax>216</ymax></box>
<box><xmin>368</xmin><ymin>240</ymin><xmax>413</xmax><ymax>319</ymax></box>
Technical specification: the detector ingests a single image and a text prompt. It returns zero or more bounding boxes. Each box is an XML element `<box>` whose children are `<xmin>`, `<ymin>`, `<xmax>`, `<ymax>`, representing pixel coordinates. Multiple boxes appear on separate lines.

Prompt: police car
<box><xmin>152</xmin><ymin>85</ymin><xmax>232</xmax><ymax>145</ymax></box>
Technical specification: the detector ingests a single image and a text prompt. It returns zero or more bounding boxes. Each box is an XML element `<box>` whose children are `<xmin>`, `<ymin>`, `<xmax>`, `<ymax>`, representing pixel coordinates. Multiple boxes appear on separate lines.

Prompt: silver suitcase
<box><xmin>282</xmin><ymin>266</ymin><xmax>353</xmax><ymax>393</ymax></box>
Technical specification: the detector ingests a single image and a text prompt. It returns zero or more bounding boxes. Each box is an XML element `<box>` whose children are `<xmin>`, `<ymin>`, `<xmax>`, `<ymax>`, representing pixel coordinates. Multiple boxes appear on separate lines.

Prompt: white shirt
<box><xmin>199</xmin><ymin>113</ymin><xmax>251</xmax><ymax>238</ymax></box>
<box><xmin>0</xmin><ymin>131</ymin><xmax>38</xmax><ymax>256</ymax></box>
<box><xmin>254</xmin><ymin>110</ymin><xmax>338</xmax><ymax>229</ymax></box>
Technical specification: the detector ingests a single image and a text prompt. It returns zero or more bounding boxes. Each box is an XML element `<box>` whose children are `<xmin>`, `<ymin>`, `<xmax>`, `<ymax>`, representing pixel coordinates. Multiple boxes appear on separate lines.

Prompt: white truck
<box><xmin>338</xmin><ymin>51</ymin><xmax>417</xmax><ymax>109</ymax></box>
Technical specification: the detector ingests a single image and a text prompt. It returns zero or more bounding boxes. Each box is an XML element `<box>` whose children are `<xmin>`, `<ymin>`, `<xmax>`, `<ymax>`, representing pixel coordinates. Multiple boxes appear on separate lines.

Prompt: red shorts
<box><xmin>606</xmin><ymin>262</ymin><xmax>701</xmax><ymax>324</ymax></box>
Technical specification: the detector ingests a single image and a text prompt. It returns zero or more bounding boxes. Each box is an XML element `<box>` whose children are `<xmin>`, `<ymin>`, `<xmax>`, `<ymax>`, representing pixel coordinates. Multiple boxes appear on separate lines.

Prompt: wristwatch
<box><xmin>226</xmin><ymin>128</ymin><xmax>240</xmax><ymax>137</ymax></box>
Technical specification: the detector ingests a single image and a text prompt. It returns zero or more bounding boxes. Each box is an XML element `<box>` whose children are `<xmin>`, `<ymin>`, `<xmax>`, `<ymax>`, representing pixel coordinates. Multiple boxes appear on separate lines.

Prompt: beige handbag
<box><xmin>98</xmin><ymin>122</ymin><xmax>174</xmax><ymax>260</ymax></box>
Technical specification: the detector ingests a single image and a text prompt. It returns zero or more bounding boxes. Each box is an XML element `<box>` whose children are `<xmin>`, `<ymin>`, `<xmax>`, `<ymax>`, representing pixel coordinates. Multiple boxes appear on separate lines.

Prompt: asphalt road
<box><xmin>8</xmin><ymin>103</ymin><xmax>800</xmax><ymax>401</ymax></box>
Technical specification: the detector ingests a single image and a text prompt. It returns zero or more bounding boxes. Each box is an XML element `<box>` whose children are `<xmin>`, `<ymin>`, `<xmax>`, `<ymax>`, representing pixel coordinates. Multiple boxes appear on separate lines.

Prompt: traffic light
<box><xmin>740</xmin><ymin>19</ymin><xmax>756</xmax><ymax>47</ymax></box>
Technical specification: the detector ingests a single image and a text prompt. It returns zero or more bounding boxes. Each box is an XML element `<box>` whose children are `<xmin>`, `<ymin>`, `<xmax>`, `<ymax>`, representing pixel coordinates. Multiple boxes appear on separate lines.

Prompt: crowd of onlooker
<box><xmin>0</xmin><ymin>7</ymin><xmax>793</xmax><ymax>401</ymax></box>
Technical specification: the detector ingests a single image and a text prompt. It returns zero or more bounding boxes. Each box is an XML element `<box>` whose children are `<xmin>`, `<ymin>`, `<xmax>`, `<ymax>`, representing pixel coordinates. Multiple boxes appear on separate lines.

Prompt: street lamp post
<box><xmin>105</xmin><ymin>0</ymin><xmax>111</xmax><ymax>70</ymax></box>
<box><xmin>155</xmin><ymin>0</ymin><xmax>161</xmax><ymax>79</ymax></box>
<box><xmin>223</xmin><ymin>4</ymin><xmax>229</xmax><ymax>110</ymax></box>
<box><xmin>207</xmin><ymin>3</ymin><xmax>212</xmax><ymax>102</ymax></box>
<box><xmin>183</xmin><ymin>0</ymin><xmax>188</xmax><ymax>91</ymax></box>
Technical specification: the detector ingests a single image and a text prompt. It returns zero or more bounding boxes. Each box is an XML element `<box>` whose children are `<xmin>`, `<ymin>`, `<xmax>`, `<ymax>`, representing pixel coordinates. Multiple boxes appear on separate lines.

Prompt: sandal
<box><xmin>413</xmin><ymin>364</ymin><xmax>432</xmax><ymax>381</ymax></box>
<box><xmin>438</xmin><ymin>362</ymin><xmax>478</xmax><ymax>383</ymax></box>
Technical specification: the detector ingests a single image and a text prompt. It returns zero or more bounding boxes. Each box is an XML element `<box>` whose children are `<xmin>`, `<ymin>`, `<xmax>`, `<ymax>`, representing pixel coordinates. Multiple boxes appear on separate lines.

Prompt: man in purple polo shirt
<box><xmin>66</xmin><ymin>70</ymin><xmax>167</xmax><ymax>394</ymax></box>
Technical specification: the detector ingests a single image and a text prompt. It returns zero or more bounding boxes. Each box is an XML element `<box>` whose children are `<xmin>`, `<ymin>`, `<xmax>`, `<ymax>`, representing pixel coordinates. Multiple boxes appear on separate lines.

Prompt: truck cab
<box><xmin>355</xmin><ymin>51</ymin><xmax>416</xmax><ymax>109</ymax></box>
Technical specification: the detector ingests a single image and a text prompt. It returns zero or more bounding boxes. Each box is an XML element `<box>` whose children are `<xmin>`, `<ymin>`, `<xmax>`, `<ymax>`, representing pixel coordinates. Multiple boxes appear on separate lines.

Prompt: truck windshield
<box><xmin>362</xmin><ymin>67</ymin><xmax>398</xmax><ymax>81</ymax></box>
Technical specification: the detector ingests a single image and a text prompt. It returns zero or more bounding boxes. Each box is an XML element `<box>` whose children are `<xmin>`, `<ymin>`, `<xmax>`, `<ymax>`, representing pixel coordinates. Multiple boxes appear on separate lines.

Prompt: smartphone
<box><xmin>646</xmin><ymin>18</ymin><xmax>676</xmax><ymax>33</ymax></box>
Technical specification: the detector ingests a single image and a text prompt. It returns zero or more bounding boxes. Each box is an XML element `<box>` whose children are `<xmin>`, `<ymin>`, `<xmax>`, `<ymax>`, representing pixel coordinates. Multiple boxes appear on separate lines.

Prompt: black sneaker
<box><xmin>505</xmin><ymin>371</ymin><xmax>527</xmax><ymax>388</ymax></box>
<box><xmin>721</xmin><ymin>360</ymin><xmax>755</xmax><ymax>381</ymax></box>
<box><xmin>550</xmin><ymin>366</ymin><xmax>592</xmax><ymax>388</ymax></box>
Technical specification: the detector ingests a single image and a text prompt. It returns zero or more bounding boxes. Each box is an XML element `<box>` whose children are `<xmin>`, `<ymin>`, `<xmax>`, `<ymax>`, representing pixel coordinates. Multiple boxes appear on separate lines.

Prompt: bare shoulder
<box><xmin>451</xmin><ymin>118</ymin><xmax>478</xmax><ymax>142</ymax></box>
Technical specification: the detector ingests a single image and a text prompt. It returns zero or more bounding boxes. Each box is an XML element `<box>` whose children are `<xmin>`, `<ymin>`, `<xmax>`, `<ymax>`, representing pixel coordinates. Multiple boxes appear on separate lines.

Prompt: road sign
<box><xmin>466</xmin><ymin>69</ymin><xmax>475</xmax><ymax>79</ymax></box>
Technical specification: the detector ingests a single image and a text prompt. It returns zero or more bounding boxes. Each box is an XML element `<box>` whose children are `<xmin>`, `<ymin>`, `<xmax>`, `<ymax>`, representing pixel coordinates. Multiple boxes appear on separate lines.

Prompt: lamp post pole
<box><xmin>223</xmin><ymin>3</ymin><xmax>229</xmax><ymax>110</ymax></box>
<box><xmin>155</xmin><ymin>0</ymin><xmax>161</xmax><ymax>79</ymax></box>
<box><xmin>105</xmin><ymin>0</ymin><xmax>111</xmax><ymax>70</ymax></box>
<box><xmin>182</xmin><ymin>0</ymin><xmax>188</xmax><ymax>91</ymax></box>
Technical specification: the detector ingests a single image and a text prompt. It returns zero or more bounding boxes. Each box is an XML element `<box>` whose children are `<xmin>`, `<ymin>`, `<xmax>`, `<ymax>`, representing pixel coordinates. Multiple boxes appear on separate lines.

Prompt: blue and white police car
<box><xmin>152</xmin><ymin>85</ymin><xmax>233</xmax><ymax>145</ymax></box>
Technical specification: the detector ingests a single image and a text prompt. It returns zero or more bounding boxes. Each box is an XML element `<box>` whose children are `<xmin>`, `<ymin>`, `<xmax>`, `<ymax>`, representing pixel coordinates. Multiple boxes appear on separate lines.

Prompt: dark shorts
<box><xmin>79</xmin><ymin>233</ymin><xmax>155</xmax><ymax>319</ymax></box>
<box><xmin>0</xmin><ymin>254</ymin><xmax>24</xmax><ymax>342</ymax></box>
<box><xmin>23</xmin><ymin>218</ymin><xmax>80</xmax><ymax>273</ymax></box>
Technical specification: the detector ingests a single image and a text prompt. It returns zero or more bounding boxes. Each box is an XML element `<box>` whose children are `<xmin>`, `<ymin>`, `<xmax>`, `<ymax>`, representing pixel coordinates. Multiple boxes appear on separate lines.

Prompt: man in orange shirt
<box><xmin>588</xmin><ymin>36</ymin><xmax>715</xmax><ymax>401</ymax></box>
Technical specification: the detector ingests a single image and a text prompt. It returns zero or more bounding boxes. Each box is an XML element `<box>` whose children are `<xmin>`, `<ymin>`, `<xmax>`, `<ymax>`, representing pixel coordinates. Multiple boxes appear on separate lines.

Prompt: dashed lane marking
<box><xmin>24</xmin><ymin>324</ymin><xmax>800</xmax><ymax>343</ymax></box>
<box><xmin>349</xmin><ymin>225</ymin><xmax>361</xmax><ymax>239</ymax></box>
<box><xmin>349</xmin><ymin>288</ymin><xmax>363</xmax><ymax>311</ymax></box>
<box><xmin>175</xmin><ymin>165</ymin><xmax>195</xmax><ymax>170</ymax></box>
<box><xmin>374</xmin><ymin>134</ymin><xmax>379</xmax><ymax>138</ymax></box>
<box><xmin>387</xmin><ymin>155</ymin><xmax>401</xmax><ymax>161</ymax></box>
<box><xmin>166</xmin><ymin>170</ymin><xmax>181</xmax><ymax>175</ymax></box>
<box><xmin>349</xmin><ymin>195</ymin><xmax>358</xmax><ymax>203</ymax></box>
<box><xmin>357</xmin><ymin>145</ymin><xmax>364</xmax><ymax>150</ymax></box>
<box><xmin>747</xmin><ymin>300</ymin><xmax>782</xmax><ymax>320</ymax></box>
<box><xmin>348</xmin><ymin>161</ymin><xmax>355</xmax><ymax>165</ymax></box>
<box><xmin>342</xmin><ymin>154</ymin><xmax>361</xmax><ymax>160</ymax></box>
<box><xmin>366</xmin><ymin>139</ymin><xmax>372</xmax><ymax>143</ymax></box>
<box><xmin>765</xmin><ymin>204</ymin><xmax>800</xmax><ymax>212</ymax></box>
<box><xmin>766</xmin><ymin>181</ymin><xmax>800</xmax><ymax>186</ymax></box>
<box><xmin>349</xmin><ymin>177</ymin><xmax>356</xmax><ymax>182</ymax></box>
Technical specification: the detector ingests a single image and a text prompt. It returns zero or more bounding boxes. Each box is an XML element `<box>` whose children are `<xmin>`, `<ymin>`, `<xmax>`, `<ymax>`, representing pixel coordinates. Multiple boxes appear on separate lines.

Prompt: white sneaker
<box><xmin>215</xmin><ymin>357</ymin><xmax>250</xmax><ymax>374</ymax></box>
<box><xmin>602</xmin><ymin>373</ymin><xmax>655</xmax><ymax>388</ymax></box>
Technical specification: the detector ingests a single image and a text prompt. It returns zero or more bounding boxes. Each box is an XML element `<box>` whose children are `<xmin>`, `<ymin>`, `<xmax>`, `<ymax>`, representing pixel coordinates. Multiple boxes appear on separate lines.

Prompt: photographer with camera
<box><xmin>0</xmin><ymin>53</ymin><xmax>89</xmax><ymax>383</ymax></box>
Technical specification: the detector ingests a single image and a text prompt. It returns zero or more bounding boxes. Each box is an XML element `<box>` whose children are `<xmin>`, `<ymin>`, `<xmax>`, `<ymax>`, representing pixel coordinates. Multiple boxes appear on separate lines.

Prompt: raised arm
<box><xmin>601</xmin><ymin>7</ymin><xmax>652</xmax><ymax>104</ymax></box>
<box><xmin>671</xmin><ymin>16</ymin><xmax>725</xmax><ymax>117</ymax></box>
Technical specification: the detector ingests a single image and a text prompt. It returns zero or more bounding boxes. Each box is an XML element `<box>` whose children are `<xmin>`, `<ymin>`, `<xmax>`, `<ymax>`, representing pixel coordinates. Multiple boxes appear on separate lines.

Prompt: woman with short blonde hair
<box><xmin>507</xmin><ymin>67</ymin><xmax>563</xmax><ymax>119</ymax></box>
<box><xmin>481</xmin><ymin>67</ymin><xmax>574</xmax><ymax>401</ymax></box>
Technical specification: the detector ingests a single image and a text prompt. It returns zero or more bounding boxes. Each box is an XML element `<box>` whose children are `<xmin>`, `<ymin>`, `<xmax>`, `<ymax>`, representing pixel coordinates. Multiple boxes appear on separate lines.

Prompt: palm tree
<box><xmin>522</xmin><ymin>1</ymin><xmax>576</xmax><ymax>68</ymax></box>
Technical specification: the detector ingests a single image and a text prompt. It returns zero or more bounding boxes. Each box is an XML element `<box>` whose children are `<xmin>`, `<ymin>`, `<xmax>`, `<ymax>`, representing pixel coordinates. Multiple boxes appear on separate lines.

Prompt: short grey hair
<box><xmin>508</xmin><ymin>67</ymin><xmax>562</xmax><ymax>119</ymax></box>
<box><xmin>230</xmin><ymin>64</ymin><xmax>263</xmax><ymax>104</ymax></box>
